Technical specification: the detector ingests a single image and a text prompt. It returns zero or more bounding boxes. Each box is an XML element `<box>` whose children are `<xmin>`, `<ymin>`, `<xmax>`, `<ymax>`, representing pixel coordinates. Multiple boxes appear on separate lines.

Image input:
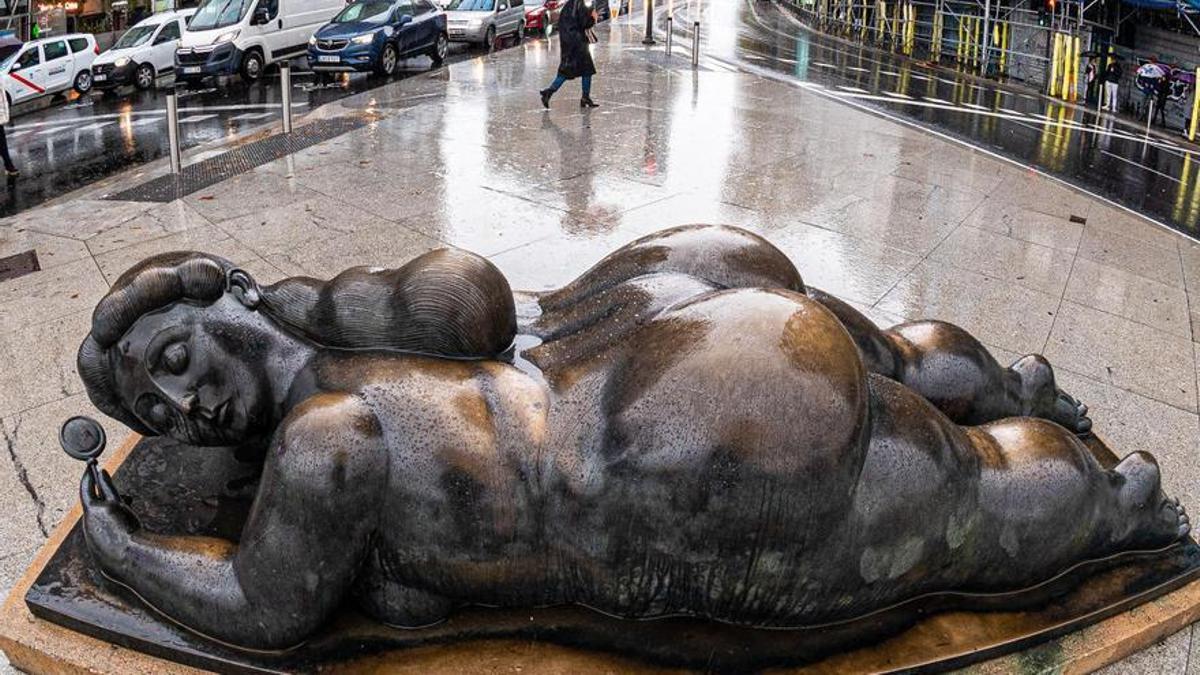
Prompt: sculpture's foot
<box><xmin>1114</xmin><ymin>451</ymin><xmax>1190</xmax><ymax>547</ymax></box>
<box><xmin>1012</xmin><ymin>355</ymin><xmax>1092</xmax><ymax>434</ymax></box>
<box><xmin>1052</xmin><ymin>389</ymin><xmax>1092</xmax><ymax>435</ymax></box>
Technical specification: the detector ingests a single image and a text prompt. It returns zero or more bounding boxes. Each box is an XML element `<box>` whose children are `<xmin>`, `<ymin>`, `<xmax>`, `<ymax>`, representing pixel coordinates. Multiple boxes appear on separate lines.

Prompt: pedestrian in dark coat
<box><xmin>540</xmin><ymin>0</ymin><xmax>599</xmax><ymax>108</ymax></box>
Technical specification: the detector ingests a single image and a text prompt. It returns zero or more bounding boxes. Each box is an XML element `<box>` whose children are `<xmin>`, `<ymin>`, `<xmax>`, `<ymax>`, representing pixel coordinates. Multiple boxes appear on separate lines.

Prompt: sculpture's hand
<box><xmin>79</xmin><ymin>467</ymin><xmax>140</xmax><ymax>579</ymax></box>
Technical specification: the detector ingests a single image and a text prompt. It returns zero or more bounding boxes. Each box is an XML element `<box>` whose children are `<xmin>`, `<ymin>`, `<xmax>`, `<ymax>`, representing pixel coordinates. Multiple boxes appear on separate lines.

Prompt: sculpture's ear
<box><xmin>227</xmin><ymin>268</ymin><xmax>261</xmax><ymax>310</ymax></box>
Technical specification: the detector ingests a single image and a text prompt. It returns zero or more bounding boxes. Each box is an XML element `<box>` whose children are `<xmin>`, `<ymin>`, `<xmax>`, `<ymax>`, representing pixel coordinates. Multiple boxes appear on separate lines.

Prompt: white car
<box><xmin>0</xmin><ymin>34</ymin><xmax>99</xmax><ymax>105</ymax></box>
<box><xmin>176</xmin><ymin>0</ymin><xmax>345</xmax><ymax>86</ymax></box>
<box><xmin>92</xmin><ymin>9</ymin><xmax>196</xmax><ymax>91</ymax></box>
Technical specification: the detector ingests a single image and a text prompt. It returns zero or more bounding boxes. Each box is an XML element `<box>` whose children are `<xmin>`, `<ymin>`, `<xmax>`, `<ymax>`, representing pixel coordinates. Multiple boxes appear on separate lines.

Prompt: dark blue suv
<box><xmin>308</xmin><ymin>0</ymin><xmax>448</xmax><ymax>77</ymax></box>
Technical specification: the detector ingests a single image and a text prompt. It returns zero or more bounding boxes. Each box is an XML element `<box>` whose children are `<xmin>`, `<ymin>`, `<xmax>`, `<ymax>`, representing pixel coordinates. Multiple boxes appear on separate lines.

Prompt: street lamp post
<box><xmin>643</xmin><ymin>0</ymin><xmax>655</xmax><ymax>45</ymax></box>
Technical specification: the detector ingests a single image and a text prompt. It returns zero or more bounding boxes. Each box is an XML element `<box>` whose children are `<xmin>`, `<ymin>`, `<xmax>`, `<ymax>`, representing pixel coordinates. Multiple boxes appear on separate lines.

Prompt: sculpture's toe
<box><xmin>1053</xmin><ymin>389</ymin><xmax>1092</xmax><ymax>434</ymax></box>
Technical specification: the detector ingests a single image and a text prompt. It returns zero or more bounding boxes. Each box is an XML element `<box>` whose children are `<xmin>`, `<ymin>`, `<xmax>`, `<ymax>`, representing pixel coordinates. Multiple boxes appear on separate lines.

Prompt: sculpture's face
<box><xmin>111</xmin><ymin>294</ymin><xmax>274</xmax><ymax>446</ymax></box>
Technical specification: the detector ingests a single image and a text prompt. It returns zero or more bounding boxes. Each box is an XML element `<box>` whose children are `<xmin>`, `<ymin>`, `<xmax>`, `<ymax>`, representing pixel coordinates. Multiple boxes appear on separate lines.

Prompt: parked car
<box><xmin>0</xmin><ymin>34</ymin><xmax>99</xmax><ymax>105</ymax></box>
<box><xmin>93</xmin><ymin>9</ymin><xmax>196</xmax><ymax>91</ymax></box>
<box><xmin>444</xmin><ymin>0</ymin><xmax>524</xmax><ymax>50</ymax></box>
<box><xmin>524</xmin><ymin>0</ymin><xmax>559</xmax><ymax>34</ymax></box>
<box><xmin>176</xmin><ymin>0</ymin><xmax>344</xmax><ymax>86</ymax></box>
<box><xmin>308</xmin><ymin>0</ymin><xmax>447</xmax><ymax>76</ymax></box>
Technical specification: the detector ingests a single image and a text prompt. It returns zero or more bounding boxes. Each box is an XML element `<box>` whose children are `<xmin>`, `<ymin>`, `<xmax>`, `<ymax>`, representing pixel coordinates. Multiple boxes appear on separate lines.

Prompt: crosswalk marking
<box><xmin>230</xmin><ymin>112</ymin><xmax>276</xmax><ymax>121</ymax></box>
<box><xmin>178</xmin><ymin>114</ymin><xmax>217</xmax><ymax>124</ymax></box>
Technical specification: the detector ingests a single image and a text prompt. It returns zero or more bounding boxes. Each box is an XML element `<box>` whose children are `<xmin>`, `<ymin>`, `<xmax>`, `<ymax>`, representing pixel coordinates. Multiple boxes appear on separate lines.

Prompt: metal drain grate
<box><xmin>105</xmin><ymin>116</ymin><xmax>370</xmax><ymax>203</ymax></box>
<box><xmin>0</xmin><ymin>249</ymin><xmax>40</xmax><ymax>283</ymax></box>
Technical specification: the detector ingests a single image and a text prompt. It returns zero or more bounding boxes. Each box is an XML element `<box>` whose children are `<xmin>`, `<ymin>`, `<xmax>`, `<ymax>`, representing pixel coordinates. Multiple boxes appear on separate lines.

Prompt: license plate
<box><xmin>449</xmin><ymin>29</ymin><xmax>464</xmax><ymax>35</ymax></box>
<box><xmin>182</xmin><ymin>66</ymin><xmax>201</xmax><ymax>74</ymax></box>
<box><xmin>318</xmin><ymin>55</ymin><xmax>339</xmax><ymax>63</ymax></box>
<box><xmin>93</xmin><ymin>73</ymin><xmax>106</xmax><ymax>81</ymax></box>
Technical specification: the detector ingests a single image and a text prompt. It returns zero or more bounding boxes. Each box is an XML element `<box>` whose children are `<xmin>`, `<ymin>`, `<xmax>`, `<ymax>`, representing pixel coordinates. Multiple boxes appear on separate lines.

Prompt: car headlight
<box><xmin>214</xmin><ymin>29</ymin><xmax>240</xmax><ymax>44</ymax></box>
<box><xmin>469</xmin><ymin>18</ymin><xmax>483</xmax><ymax>27</ymax></box>
<box><xmin>351</xmin><ymin>33</ymin><xmax>375</xmax><ymax>44</ymax></box>
<box><xmin>309</xmin><ymin>35</ymin><xmax>317</xmax><ymax>45</ymax></box>
<box><xmin>114</xmin><ymin>56</ymin><xmax>131</xmax><ymax>67</ymax></box>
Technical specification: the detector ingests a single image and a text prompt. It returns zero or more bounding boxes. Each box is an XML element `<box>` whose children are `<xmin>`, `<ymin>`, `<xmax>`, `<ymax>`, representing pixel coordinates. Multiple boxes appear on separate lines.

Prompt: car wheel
<box><xmin>516</xmin><ymin>20</ymin><xmax>525</xmax><ymax>40</ymax></box>
<box><xmin>483</xmin><ymin>25</ymin><xmax>495</xmax><ymax>50</ymax></box>
<box><xmin>134</xmin><ymin>63</ymin><xmax>155</xmax><ymax>90</ymax></box>
<box><xmin>240</xmin><ymin>50</ymin><xmax>264</xmax><ymax>83</ymax></box>
<box><xmin>72</xmin><ymin>69</ymin><xmax>93</xmax><ymax>94</ymax></box>
<box><xmin>377</xmin><ymin>43</ymin><xmax>398</xmax><ymax>76</ymax></box>
<box><xmin>430</xmin><ymin>33</ymin><xmax>448</xmax><ymax>65</ymax></box>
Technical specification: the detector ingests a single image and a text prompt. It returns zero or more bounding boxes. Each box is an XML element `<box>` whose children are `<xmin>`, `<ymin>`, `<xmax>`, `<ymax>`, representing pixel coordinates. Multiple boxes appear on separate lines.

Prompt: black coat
<box><xmin>557</xmin><ymin>0</ymin><xmax>597</xmax><ymax>80</ymax></box>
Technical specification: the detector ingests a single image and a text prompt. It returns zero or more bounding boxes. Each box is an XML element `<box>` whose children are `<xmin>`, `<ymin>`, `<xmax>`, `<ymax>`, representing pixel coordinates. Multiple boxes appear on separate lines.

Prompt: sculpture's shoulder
<box><xmin>273</xmin><ymin>392</ymin><xmax>387</xmax><ymax>481</ymax></box>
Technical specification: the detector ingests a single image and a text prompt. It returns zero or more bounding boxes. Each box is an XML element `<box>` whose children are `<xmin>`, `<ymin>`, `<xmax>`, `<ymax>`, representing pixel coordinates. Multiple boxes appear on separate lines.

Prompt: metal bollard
<box><xmin>643</xmin><ymin>0</ymin><xmax>655</xmax><ymax>45</ymax></box>
<box><xmin>665</xmin><ymin>16</ymin><xmax>673</xmax><ymax>56</ymax></box>
<box><xmin>165</xmin><ymin>88</ymin><xmax>182</xmax><ymax>175</ymax></box>
<box><xmin>691</xmin><ymin>21</ymin><xmax>700</xmax><ymax>68</ymax></box>
<box><xmin>280</xmin><ymin>60</ymin><xmax>293</xmax><ymax>134</ymax></box>
<box><xmin>1146</xmin><ymin>98</ymin><xmax>1154</xmax><ymax>137</ymax></box>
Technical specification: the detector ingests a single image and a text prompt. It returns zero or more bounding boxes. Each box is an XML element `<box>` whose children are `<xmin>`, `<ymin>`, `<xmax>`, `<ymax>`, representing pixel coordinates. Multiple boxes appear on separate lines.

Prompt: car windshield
<box><xmin>333</xmin><ymin>1</ymin><xmax>393</xmax><ymax>22</ymax></box>
<box><xmin>188</xmin><ymin>0</ymin><xmax>254</xmax><ymax>31</ymax></box>
<box><xmin>113</xmin><ymin>25</ymin><xmax>157</xmax><ymax>49</ymax></box>
<box><xmin>445</xmin><ymin>0</ymin><xmax>493</xmax><ymax>10</ymax></box>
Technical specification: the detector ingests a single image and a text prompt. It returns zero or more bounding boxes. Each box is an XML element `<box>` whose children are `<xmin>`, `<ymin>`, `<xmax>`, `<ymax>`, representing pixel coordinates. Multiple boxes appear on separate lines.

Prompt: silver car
<box><xmin>445</xmin><ymin>0</ymin><xmax>525</xmax><ymax>49</ymax></box>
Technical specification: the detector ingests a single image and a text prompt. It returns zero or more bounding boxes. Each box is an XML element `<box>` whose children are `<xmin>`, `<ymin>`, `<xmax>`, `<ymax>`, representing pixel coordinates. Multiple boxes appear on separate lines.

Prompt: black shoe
<box><xmin>539</xmin><ymin>88</ymin><xmax>553</xmax><ymax>109</ymax></box>
<box><xmin>580</xmin><ymin>96</ymin><xmax>599</xmax><ymax>108</ymax></box>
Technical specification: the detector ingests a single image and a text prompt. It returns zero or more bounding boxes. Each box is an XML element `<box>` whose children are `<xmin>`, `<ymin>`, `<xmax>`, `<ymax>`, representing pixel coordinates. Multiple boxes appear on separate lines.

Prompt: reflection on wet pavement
<box><xmin>680</xmin><ymin>0</ymin><xmax>1200</xmax><ymax>236</ymax></box>
<box><xmin>0</xmin><ymin>41</ymin><xmax>502</xmax><ymax>218</ymax></box>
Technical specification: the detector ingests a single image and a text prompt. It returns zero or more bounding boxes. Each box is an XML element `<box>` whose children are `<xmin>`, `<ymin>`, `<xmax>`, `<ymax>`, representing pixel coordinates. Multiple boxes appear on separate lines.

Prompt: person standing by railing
<box><xmin>1103</xmin><ymin>57</ymin><xmax>1122</xmax><ymax>113</ymax></box>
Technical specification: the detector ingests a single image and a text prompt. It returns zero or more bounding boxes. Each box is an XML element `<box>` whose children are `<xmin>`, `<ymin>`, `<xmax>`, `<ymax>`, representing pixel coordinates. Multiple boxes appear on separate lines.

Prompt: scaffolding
<box><xmin>787</xmin><ymin>0</ymin><xmax>1101</xmax><ymax>94</ymax></box>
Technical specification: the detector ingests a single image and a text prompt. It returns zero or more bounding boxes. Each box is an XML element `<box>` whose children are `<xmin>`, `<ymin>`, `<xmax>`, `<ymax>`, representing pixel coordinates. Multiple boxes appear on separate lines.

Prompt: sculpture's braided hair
<box><xmin>78</xmin><ymin>250</ymin><xmax>517</xmax><ymax>436</ymax></box>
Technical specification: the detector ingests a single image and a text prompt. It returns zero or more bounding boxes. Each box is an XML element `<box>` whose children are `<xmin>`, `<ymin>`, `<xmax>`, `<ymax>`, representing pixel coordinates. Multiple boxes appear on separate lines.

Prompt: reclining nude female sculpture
<box><xmin>74</xmin><ymin>224</ymin><xmax>1190</xmax><ymax>650</ymax></box>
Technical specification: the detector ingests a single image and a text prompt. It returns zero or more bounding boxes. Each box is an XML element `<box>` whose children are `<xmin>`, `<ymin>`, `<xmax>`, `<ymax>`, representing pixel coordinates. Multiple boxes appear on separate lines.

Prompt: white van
<box><xmin>0</xmin><ymin>34</ymin><xmax>99</xmax><ymax>105</ymax></box>
<box><xmin>175</xmin><ymin>0</ymin><xmax>344</xmax><ymax>85</ymax></box>
<box><xmin>93</xmin><ymin>9</ymin><xmax>196</xmax><ymax>91</ymax></box>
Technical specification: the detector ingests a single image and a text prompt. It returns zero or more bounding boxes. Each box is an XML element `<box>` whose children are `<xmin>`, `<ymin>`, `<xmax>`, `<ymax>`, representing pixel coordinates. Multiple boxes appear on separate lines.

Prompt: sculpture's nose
<box><xmin>178</xmin><ymin>392</ymin><xmax>198</xmax><ymax>416</ymax></box>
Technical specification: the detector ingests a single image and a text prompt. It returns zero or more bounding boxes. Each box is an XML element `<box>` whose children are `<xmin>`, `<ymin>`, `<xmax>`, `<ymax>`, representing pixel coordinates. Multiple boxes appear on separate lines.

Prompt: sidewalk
<box><xmin>1</xmin><ymin>12</ymin><xmax>1199</xmax><ymax>671</ymax></box>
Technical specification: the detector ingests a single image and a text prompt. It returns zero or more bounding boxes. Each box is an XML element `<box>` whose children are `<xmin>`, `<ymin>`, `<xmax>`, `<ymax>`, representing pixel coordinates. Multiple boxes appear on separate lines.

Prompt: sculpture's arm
<box><xmin>80</xmin><ymin>393</ymin><xmax>388</xmax><ymax>649</ymax></box>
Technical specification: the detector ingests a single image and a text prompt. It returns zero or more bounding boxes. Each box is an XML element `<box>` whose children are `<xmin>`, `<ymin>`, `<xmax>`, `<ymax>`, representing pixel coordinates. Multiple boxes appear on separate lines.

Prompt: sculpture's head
<box><xmin>78</xmin><ymin>253</ymin><xmax>279</xmax><ymax>445</ymax></box>
<box><xmin>79</xmin><ymin>248</ymin><xmax>517</xmax><ymax>445</ymax></box>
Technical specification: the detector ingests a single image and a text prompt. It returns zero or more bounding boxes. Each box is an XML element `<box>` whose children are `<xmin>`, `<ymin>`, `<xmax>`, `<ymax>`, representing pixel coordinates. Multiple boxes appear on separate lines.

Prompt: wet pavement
<box><xmin>0</xmin><ymin>4</ymin><xmax>1199</xmax><ymax>672</ymax></box>
<box><xmin>0</xmin><ymin>39</ymin><xmax>513</xmax><ymax>218</ymax></box>
<box><xmin>681</xmin><ymin>0</ymin><xmax>1200</xmax><ymax>237</ymax></box>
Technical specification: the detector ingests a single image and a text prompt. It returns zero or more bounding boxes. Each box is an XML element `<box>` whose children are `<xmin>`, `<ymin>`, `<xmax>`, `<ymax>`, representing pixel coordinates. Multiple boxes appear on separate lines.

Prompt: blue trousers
<box><xmin>548</xmin><ymin>74</ymin><xmax>592</xmax><ymax>96</ymax></box>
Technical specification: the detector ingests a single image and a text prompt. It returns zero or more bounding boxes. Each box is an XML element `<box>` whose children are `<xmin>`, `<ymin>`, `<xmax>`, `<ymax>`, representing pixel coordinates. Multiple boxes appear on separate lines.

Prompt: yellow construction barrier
<box><xmin>971</xmin><ymin>16</ymin><xmax>980</xmax><ymax>68</ymax></box>
<box><xmin>1049</xmin><ymin>32</ymin><xmax>1062</xmax><ymax>97</ymax></box>
<box><xmin>931</xmin><ymin>9</ymin><xmax>942</xmax><ymax>60</ymax></box>
<box><xmin>956</xmin><ymin>17</ymin><xmax>964</xmax><ymax>63</ymax></box>
<box><xmin>1071</xmin><ymin>35</ymin><xmax>1081</xmax><ymax>102</ymax></box>
<box><xmin>998</xmin><ymin>21</ymin><xmax>1008</xmax><ymax>74</ymax></box>
<box><xmin>1190</xmin><ymin>66</ymin><xmax>1200</xmax><ymax>141</ymax></box>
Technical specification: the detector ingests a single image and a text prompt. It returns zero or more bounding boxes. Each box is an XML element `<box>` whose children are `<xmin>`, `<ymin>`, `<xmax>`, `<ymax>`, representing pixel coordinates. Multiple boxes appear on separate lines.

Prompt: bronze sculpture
<box><xmin>72</xmin><ymin>224</ymin><xmax>1190</xmax><ymax>651</ymax></box>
